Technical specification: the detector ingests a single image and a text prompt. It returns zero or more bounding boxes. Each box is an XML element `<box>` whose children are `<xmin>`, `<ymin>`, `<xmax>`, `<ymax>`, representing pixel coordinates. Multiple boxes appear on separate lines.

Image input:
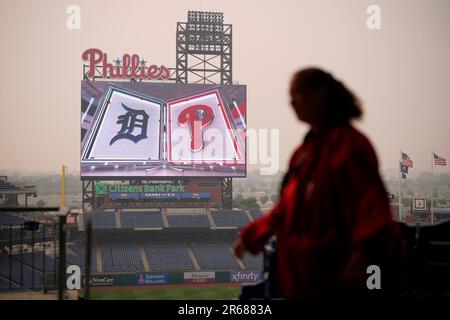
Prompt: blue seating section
<box><xmin>79</xmin><ymin>210</ymin><xmax>270</xmax><ymax>229</ymax></box>
<box><xmin>90</xmin><ymin>211</ymin><xmax>116</xmax><ymax>229</ymax></box>
<box><xmin>66</xmin><ymin>242</ymin><xmax>265</xmax><ymax>273</ymax></box>
<box><xmin>0</xmin><ymin>181</ymin><xmax>20</xmax><ymax>190</ymax></box>
<box><xmin>67</xmin><ymin>243</ymin><xmax>97</xmax><ymax>273</ymax></box>
<box><xmin>0</xmin><ymin>256</ymin><xmax>43</xmax><ymax>290</ymax></box>
<box><xmin>0</xmin><ymin>229</ymin><xmax>52</xmax><ymax>248</ymax></box>
<box><xmin>120</xmin><ymin>211</ymin><xmax>163</xmax><ymax>228</ymax></box>
<box><xmin>0</xmin><ymin>276</ymin><xmax>13</xmax><ymax>290</ymax></box>
<box><xmin>100</xmin><ymin>243</ymin><xmax>143</xmax><ymax>273</ymax></box>
<box><xmin>0</xmin><ymin>212</ymin><xmax>25</xmax><ymax>225</ymax></box>
<box><xmin>191</xmin><ymin>243</ymin><xmax>239</xmax><ymax>270</ymax></box>
<box><xmin>167</xmin><ymin>215</ymin><xmax>210</xmax><ymax>228</ymax></box>
<box><xmin>211</xmin><ymin>210</ymin><xmax>249</xmax><ymax>227</ymax></box>
<box><xmin>250</xmin><ymin>209</ymin><xmax>264</xmax><ymax>220</ymax></box>
<box><xmin>144</xmin><ymin>244</ymin><xmax>194</xmax><ymax>271</ymax></box>
<box><xmin>16</xmin><ymin>252</ymin><xmax>58</xmax><ymax>272</ymax></box>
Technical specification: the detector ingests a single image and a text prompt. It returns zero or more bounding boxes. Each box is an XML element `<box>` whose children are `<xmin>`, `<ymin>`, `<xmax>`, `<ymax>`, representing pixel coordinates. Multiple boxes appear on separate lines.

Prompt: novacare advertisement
<box><xmin>230</xmin><ymin>271</ymin><xmax>262</xmax><ymax>283</ymax></box>
<box><xmin>89</xmin><ymin>276</ymin><xmax>115</xmax><ymax>286</ymax></box>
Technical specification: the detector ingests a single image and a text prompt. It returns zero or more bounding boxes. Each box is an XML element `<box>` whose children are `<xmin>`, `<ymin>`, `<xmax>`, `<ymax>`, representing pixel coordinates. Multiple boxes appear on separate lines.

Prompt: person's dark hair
<box><xmin>291</xmin><ymin>68</ymin><xmax>363</xmax><ymax>126</ymax></box>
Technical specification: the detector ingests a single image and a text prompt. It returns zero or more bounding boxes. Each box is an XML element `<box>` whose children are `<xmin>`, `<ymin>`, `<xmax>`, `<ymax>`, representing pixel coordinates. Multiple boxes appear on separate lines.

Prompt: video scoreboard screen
<box><xmin>81</xmin><ymin>82</ymin><xmax>246</xmax><ymax>177</ymax></box>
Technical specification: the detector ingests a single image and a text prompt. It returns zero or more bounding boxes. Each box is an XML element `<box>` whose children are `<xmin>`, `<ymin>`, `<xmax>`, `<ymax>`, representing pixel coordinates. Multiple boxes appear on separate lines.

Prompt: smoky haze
<box><xmin>1</xmin><ymin>0</ymin><xmax>449</xmax><ymax>178</ymax></box>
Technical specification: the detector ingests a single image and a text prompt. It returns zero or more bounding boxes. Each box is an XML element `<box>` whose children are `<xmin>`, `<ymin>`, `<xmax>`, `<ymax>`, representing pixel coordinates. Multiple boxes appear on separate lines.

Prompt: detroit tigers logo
<box><xmin>177</xmin><ymin>104</ymin><xmax>214</xmax><ymax>152</ymax></box>
<box><xmin>110</xmin><ymin>103</ymin><xmax>149</xmax><ymax>145</ymax></box>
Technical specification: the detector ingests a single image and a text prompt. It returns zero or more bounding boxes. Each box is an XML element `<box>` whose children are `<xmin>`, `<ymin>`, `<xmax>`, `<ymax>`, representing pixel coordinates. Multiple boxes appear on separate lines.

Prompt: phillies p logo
<box><xmin>178</xmin><ymin>105</ymin><xmax>214</xmax><ymax>152</ymax></box>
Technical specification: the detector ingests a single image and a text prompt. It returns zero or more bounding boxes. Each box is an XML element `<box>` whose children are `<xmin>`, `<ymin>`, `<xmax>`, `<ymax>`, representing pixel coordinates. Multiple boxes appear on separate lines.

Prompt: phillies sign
<box><xmin>82</xmin><ymin>48</ymin><xmax>170</xmax><ymax>80</ymax></box>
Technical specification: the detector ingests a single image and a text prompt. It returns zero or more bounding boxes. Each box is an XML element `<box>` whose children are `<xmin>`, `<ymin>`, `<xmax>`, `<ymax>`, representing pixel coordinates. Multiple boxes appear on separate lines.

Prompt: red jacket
<box><xmin>240</xmin><ymin>125</ymin><xmax>405</xmax><ymax>300</ymax></box>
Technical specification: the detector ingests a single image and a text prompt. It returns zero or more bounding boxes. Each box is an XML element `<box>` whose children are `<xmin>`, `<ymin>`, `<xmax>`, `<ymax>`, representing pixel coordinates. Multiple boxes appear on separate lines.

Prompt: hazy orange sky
<box><xmin>1</xmin><ymin>0</ymin><xmax>449</xmax><ymax>178</ymax></box>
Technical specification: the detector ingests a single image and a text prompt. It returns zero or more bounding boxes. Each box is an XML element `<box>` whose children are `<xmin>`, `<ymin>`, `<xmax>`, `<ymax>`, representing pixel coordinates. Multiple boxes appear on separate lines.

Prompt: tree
<box><xmin>234</xmin><ymin>194</ymin><xmax>244</xmax><ymax>203</ymax></box>
<box><xmin>259</xmin><ymin>195</ymin><xmax>269</xmax><ymax>205</ymax></box>
<box><xmin>417</xmin><ymin>172</ymin><xmax>433</xmax><ymax>183</ymax></box>
<box><xmin>234</xmin><ymin>196</ymin><xmax>260</xmax><ymax>210</ymax></box>
<box><xmin>401</xmin><ymin>198</ymin><xmax>412</xmax><ymax>208</ymax></box>
<box><xmin>271</xmin><ymin>194</ymin><xmax>279</xmax><ymax>203</ymax></box>
<box><xmin>242</xmin><ymin>197</ymin><xmax>260</xmax><ymax>210</ymax></box>
<box><xmin>36</xmin><ymin>199</ymin><xmax>46</xmax><ymax>207</ymax></box>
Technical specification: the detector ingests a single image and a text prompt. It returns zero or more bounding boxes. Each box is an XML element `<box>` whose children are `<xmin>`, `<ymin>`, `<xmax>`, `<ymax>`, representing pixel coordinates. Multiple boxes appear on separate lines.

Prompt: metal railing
<box><xmin>0</xmin><ymin>207</ymin><xmax>68</xmax><ymax>299</ymax></box>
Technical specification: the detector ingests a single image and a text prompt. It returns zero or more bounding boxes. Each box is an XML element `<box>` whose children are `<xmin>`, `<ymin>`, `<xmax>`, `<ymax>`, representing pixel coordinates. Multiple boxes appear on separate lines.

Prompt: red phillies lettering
<box><xmin>131</xmin><ymin>54</ymin><xmax>140</xmax><ymax>78</ymax></box>
<box><xmin>82</xmin><ymin>48</ymin><xmax>104</xmax><ymax>78</ymax></box>
<box><xmin>81</xmin><ymin>48</ymin><xmax>170</xmax><ymax>80</ymax></box>
<box><xmin>178</xmin><ymin>105</ymin><xmax>214</xmax><ymax>152</ymax></box>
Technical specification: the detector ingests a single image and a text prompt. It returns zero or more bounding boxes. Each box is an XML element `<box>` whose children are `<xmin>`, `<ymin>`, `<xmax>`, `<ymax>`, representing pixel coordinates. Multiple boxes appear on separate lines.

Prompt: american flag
<box><xmin>400</xmin><ymin>162</ymin><xmax>408</xmax><ymax>179</ymax></box>
<box><xmin>400</xmin><ymin>162</ymin><xmax>409</xmax><ymax>174</ymax></box>
<box><xmin>434</xmin><ymin>153</ymin><xmax>447</xmax><ymax>166</ymax></box>
<box><xmin>401</xmin><ymin>152</ymin><xmax>413</xmax><ymax>168</ymax></box>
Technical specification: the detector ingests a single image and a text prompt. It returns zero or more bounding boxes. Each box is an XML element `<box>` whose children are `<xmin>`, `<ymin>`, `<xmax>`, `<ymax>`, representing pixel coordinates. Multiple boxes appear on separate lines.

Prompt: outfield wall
<box><xmin>85</xmin><ymin>270</ymin><xmax>263</xmax><ymax>287</ymax></box>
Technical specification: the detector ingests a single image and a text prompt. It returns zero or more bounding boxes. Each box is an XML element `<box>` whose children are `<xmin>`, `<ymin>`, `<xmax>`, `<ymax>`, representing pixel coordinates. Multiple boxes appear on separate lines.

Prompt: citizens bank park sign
<box><xmin>94</xmin><ymin>182</ymin><xmax>211</xmax><ymax>200</ymax></box>
<box><xmin>95</xmin><ymin>183</ymin><xmax>185</xmax><ymax>195</ymax></box>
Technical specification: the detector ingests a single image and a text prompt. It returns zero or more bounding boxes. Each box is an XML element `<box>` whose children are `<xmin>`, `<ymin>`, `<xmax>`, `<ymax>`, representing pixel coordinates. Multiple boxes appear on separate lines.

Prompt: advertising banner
<box><xmin>183</xmin><ymin>271</ymin><xmax>216</xmax><ymax>284</ymax></box>
<box><xmin>136</xmin><ymin>273</ymin><xmax>169</xmax><ymax>285</ymax></box>
<box><xmin>230</xmin><ymin>271</ymin><xmax>262</xmax><ymax>283</ymax></box>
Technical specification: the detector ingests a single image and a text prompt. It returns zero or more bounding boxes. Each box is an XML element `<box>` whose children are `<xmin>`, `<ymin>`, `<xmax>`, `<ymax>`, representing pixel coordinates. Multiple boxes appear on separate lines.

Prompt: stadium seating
<box><xmin>250</xmin><ymin>209</ymin><xmax>264</xmax><ymax>220</ymax></box>
<box><xmin>69</xmin><ymin>243</ymin><xmax>85</xmax><ymax>256</ymax></box>
<box><xmin>0</xmin><ymin>228</ymin><xmax>54</xmax><ymax>247</ymax></box>
<box><xmin>100</xmin><ymin>243</ymin><xmax>143</xmax><ymax>273</ymax></box>
<box><xmin>0</xmin><ymin>181</ymin><xmax>20</xmax><ymax>190</ymax></box>
<box><xmin>398</xmin><ymin>220</ymin><xmax>450</xmax><ymax>297</ymax></box>
<box><xmin>191</xmin><ymin>243</ymin><xmax>240</xmax><ymax>270</ymax></box>
<box><xmin>89</xmin><ymin>211</ymin><xmax>116</xmax><ymax>229</ymax></box>
<box><xmin>144</xmin><ymin>244</ymin><xmax>194</xmax><ymax>271</ymax></box>
<box><xmin>67</xmin><ymin>243</ymin><xmax>97</xmax><ymax>273</ymax></box>
<box><xmin>167</xmin><ymin>215</ymin><xmax>210</xmax><ymax>228</ymax></box>
<box><xmin>0</xmin><ymin>212</ymin><xmax>25</xmax><ymax>225</ymax></box>
<box><xmin>0</xmin><ymin>256</ymin><xmax>43</xmax><ymax>290</ymax></box>
<box><xmin>0</xmin><ymin>277</ymin><xmax>13</xmax><ymax>290</ymax></box>
<box><xmin>15</xmin><ymin>252</ymin><xmax>58</xmax><ymax>272</ymax></box>
<box><xmin>211</xmin><ymin>210</ymin><xmax>249</xmax><ymax>227</ymax></box>
<box><xmin>120</xmin><ymin>211</ymin><xmax>163</xmax><ymax>228</ymax></box>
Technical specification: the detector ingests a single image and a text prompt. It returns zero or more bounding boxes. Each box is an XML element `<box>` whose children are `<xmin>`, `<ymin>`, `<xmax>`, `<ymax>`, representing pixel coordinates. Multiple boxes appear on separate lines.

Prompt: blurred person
<box><xmin>234</xmin><ymin>68</ymin><xmax>406</xmax><ymax>300</ymax></box>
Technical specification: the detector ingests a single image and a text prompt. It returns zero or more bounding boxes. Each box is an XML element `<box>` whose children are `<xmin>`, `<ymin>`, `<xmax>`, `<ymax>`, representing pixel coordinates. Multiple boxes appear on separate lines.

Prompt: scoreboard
<box><xmin>81</xmin><ymin>82</ymin><xmax>246</xmax><ymax>177</ymax></box>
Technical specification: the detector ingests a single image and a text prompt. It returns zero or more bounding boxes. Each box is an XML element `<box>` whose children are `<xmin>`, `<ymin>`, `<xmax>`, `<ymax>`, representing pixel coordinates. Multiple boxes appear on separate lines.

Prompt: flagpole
<box><xmin>398</xmin><ymin>152</ymin><xmax>402</xmax><ymax>222</ymax></box>
<box><xmin>431</xmin><ymin>150</ymin><xmax>434</xmax><ymax>225</ymax></box>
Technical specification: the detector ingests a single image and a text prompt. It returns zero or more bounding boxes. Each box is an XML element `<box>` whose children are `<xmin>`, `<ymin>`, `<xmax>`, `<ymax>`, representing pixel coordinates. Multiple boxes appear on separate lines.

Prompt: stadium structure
<box><xmin>2</xmin><ymin>11</ymin><xmax>450</xmax><ymax>300</ymax></box>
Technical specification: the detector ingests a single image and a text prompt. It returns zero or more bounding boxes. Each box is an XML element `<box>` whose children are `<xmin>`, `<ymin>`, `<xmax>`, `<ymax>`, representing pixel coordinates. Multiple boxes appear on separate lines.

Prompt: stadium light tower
<box><xmin>176</xmin><ymin>11</ymin><xmax>234</xmax><ymax>209</ymax></box>
<box><xmin>176</xmin><ymin>11</ymin><xmax>232</xmax><ymax>85</ymax></box>
<box><xmin>81</xmin><ymin>11</ymin><xmax>235</xmax><ymax>211</ymax></box>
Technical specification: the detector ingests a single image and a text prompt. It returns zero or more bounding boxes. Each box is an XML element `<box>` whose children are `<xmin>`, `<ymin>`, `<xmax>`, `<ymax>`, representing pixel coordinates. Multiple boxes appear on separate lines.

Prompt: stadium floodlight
<box><xmin>187</xmin><ymin>11</ymin><xmax>224</xmax><ymax>25</ymax></box>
